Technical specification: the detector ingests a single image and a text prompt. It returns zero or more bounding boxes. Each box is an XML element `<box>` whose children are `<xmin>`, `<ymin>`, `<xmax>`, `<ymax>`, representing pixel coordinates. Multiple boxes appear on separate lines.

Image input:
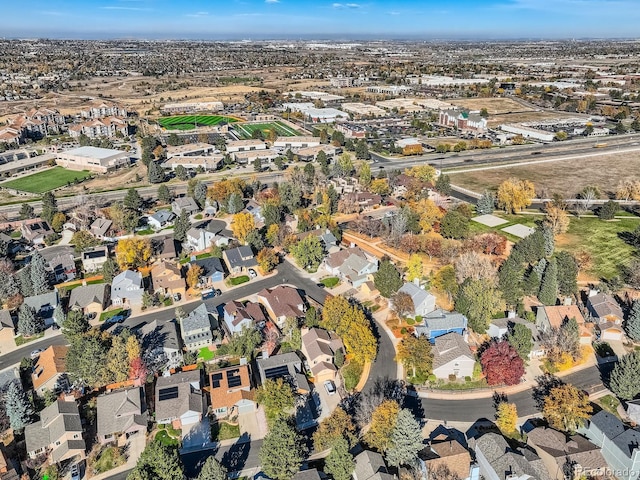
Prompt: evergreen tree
<box><xmin>197</xmin><ymin>456</ymin><xmax>227</xmax><ymax>480</ymax></box>
<box><xmin>148</xmin><ymin>160</ymin><xmax>164</xmax><ymax>184</ymax></box>
<box><xmin>610</xmin><ymin>352</ymin><xmax>640</xmax><ymax>400</ymax></box>
<box><xmin>17</xmin><ymin>304</ymin><xmax>43</xmax><ymax>336</ymax></box>
<box><xmin>227</xmin><ymin>192</ymin><xmax>244</xmax><ymax>214</ymax></box>
<box><xmin>128</xmin><ymin>440</ymin><xmax>184</xmax><ymax>480</ymax></box>
<box><xmin>30</xmin><ymin>251</ymin><xmax>50</xmax><ymax>294</ymax></box>
<box><xmin>19</xmin><ymin>203</ymin><xmax>34</xmax><ymax>220</ymax></box>
<box><xmin>175</xmin><ymin>165</ymin><xmax>189</xmax><ymax>181</ymax></box>
<box><xmin>476</xmin><ymin>190</ymin><xmax>495</xmax><ymax>215</ymax></box>
<box><xmin>259</xmin><ymin>418</ymin><xmax>306</xmax><ymax>480</ymax></box>
<box><xmin>435</xmin><ymin>174</ymin><xmax>452</xmax><ymax>196</ymax></box>
<box><xmin>0</xmin><ymin>273</ymin><xmax>19</xmax><ymax>304</ymax></box>
<box><xmin>324</xmin><ymin>437</ymin><xmax>355</xmax><ymax>480</ymax></box>
<box><xmin>543</xmin><ymin>226</ymin><xmax>555</xmax><ymax>257</ymax></box>
<box><xmin>102</xmin><ymin>257</ymin><xmax>119</xmax><ymax>283</ymax></box>
<box><xmin>194</xmin><ymin>181</ymin><xmax>208</xmax><ymax>208</ymax></box>
<box><xmin>5</xmin><ymin>381</ymin><xmax>33</xmax><ymax>432</ymax></box>
<box><xmin>625</xmin><ymin>300</ymin><xmax>640</xmax><ymax>341</ymax></box>
<box><xmin>556</xmin><ymin>251</ymin><xmax>578</xmax><ymax>297</ymax></box>
<box><xmin>385</xmin><ymin>409</ymin><xmax>423</xmax><ymax>467</ymax></box>
<box><xmin>173</xmin><ymin>210</ymin><xmax>191</xmax><ymax>242</ymax></box>
<box><xmin>157</xmin><ymin>184</ymin><xmax>173</xmax><ymax>204</ymax></box>
<box><xmin>506</xmin><ymin>323</ymin><xmax>533</xmax><ymax>361</ymax></box>
<box><xmin>124</xmin><ymin>188</ymin><xmax>143</xmax><ymax>211</ymax></box>
<box><xmin>355</xmin><ymin>139</ymin><xmax>370</xmax><ymax>159</ymax></box>
<box><xmin>498</xmin><ymin>255</ymin><xmax>524</xmax><ymax>307</ymax></box>
<box><xmin>62</xmin><ymin>310</ymin><xmax>90</xmax><ymax>342</ymax></box>
<box><xmin>41</xmin><ymin>191</ymin><xmax>58</xmax><ymax>224</ymax></box>
<box><xmin>18</xmin><ymin>265</ymin><xmax>34</xmax><ymax>297</ymax></box>
<box><xmin>539</xmin><ymin>258</ymin><xmax>558</xmax><ymax>306</ymax></box>
<box><xmin>253</xmin><ymin>157</ymin><xmax>263</xmax><ymax>172</ymax></box>
<box><xmin>317</xmin><ymin>150</ymin><xmax>330</xmax><ymax>176</ymax></box>
<box><xmin>373</xmin><ymin>260</ymin><xmax>403</xmax><ymax>298</ymax></box>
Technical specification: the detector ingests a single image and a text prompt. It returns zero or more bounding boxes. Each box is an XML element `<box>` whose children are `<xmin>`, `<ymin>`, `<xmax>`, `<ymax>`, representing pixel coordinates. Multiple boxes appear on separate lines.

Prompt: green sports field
<box><xmin>1</xmin><ymin>167</ymin><xmax>92</xmax><ymax>194</ymax></box>
<box><xmin>158</xmin><ymin>115</ymin><xmax>239</xmax><ymax>130</ymax></box>
<box><xmin>233</xmin><ymin>121</ymin><xmax>301</xmax><ymax>139</ymax></box>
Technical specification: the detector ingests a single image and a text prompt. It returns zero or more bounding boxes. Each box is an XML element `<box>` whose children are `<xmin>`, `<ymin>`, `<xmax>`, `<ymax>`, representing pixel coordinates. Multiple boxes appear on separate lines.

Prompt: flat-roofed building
<box><xmin>56</xmin><ymin>146</ymin><xmax>129</xmax><ymax>173</ymax></box>
<box><xmin>226</xmin><ymin>139</ymin><xmax>267</xmax><ymax>154</ymax></box>
<box><xmin>166</xmin><ymin>143</ymin><xmax>217</xmax><ymax>157</ymax></box>
<box><xmin>161</xmin><ymin>101</ymin><xmax>224</xmax><ymax>114</ymax></box>
<box><xmin>273</xmin><ymin>136</ymin><xmax>320</xmax><ymax>150</ymax></box>
<box><xmin>341</xmin><ymin>103</ymin><xmax>387</xmax><ymax>117</ymax></box>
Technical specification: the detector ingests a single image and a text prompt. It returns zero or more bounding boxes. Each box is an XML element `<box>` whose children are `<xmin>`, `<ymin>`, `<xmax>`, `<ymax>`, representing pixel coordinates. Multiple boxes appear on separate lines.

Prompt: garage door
<box><xmin>602</xmin><ymin>330</ymin><xmax>623</xmax><ymax>342</ymax></box>
<box><xmin>237</xmin><ymin>400</ymin><xmax>256</xmax><ymax>414</ymax></box>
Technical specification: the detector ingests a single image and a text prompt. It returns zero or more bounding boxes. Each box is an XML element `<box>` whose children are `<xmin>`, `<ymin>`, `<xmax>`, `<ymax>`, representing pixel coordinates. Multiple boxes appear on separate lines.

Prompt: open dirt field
<box><xmin>486</xmin><ymin>110</ymin><xmax>580</xmax><ymax>127</ymax></box>
<box><xmin>449</xmin><ymin>150</ymin><xmax>640</xmax><ymax>197</ymax></box>
<box><xmin>450</xmin><ymin>97</ymin><xmax>532</xmax><ymax>115</ymax></box>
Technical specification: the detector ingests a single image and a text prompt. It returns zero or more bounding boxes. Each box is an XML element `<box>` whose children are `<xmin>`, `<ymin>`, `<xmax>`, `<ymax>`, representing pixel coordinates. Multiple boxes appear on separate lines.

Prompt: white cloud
<box><xmin>332</xmin><ymin>2</ymin><xmax>361</xmax><ymax>8</ymax></box>
<box><xmin>185</xmin><ymin>11</ymin><xmax>209</xmax><ymax>17</ymax></box>
<box><xmin>100</xmin><ymin>6</ymin><xmax>152</xmax><ymax>10</ymax></box>
<box><xmin>265</xmin><ymin>0</ymin><xmax>280</xmax><ymax>3</ymax></box>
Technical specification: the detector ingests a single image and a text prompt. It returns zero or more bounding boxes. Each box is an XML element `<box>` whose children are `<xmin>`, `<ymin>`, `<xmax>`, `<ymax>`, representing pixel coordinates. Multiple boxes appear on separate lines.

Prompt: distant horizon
<box><xmin>2</xmin><ymin>0</ymin><xmax>639</xmax><ymax>40</ymax></box>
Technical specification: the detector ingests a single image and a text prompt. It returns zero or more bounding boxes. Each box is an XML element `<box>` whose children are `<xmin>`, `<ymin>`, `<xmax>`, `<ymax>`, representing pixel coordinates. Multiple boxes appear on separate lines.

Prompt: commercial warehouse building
<box><xmin>56</xmin><ymin>146</ymin><xmax>130</xmax><ymax>173</ymax></box>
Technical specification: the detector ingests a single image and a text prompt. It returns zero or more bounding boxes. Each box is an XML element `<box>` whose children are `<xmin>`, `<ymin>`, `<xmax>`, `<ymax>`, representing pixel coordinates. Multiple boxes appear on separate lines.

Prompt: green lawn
<box><xmin>228</xmin><ymin>275</ymin><xmax>250</xmax><ymax>286</ymax></box>
<box><xmin>100</xmin><ymin>308</ymin><xmax>124</xmax><ymax>322</ymax></box>
<box><xmin>342</xmin><ymin>361</ymin><xmax>364</xmax><ymax>391</ymax></box>
<box><xmin>199</xmin><ymin>347</ymin><xmax>214</xmax><ymax>361</ymax></box>
<box><xmin>155</xmin><ymin>430</ymin><xmax>180</xmax><ymax>447</ymax></box>
<box><xmin>2</xmin><ymin>167</ymin><xmax>92</xmax><ymax>193</ymax></box>
<box><xmin>321</xmin><ymin>277</ymin><xmax>340</xmax><ymax>288</ymax></box>
<box><xmin>596</xmin><ymin>394</ymin><xmax>621</xmax><ymax>418</ymax></box>
<box><xmin>211</xmin><ymin>422</ymin><xmax>240</xmax><ymax>442</ymax></box>
<box><xmin>93</xmin><ymin>446</ymin><xmax>125</xmax><ymax>474</ymax></box>
<box><xmin>233</xmin><ymin>121</ymin><xmax>301</xmax><ymax>140</ymax></box>
<box><xmin>158</xmin><ymin>115</ymin><xmax>239</xmax><ymax>130</ymax></box>
<box><xmin>15</xmin><ymin>332</ymin><xmax>45</xmax><ymax>346</ymax></box>
<box><xmin>180</xmin><ymin>252</ymin><xmax>212</xmax><ymax>264</ymax></box>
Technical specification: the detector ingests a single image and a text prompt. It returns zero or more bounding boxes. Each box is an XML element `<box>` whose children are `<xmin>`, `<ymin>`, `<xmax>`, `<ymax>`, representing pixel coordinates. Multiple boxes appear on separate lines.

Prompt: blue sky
<box><xmin>3</xmin><ymin>0</ymin><xmax>639</xmax><ymax>39</ymax></box>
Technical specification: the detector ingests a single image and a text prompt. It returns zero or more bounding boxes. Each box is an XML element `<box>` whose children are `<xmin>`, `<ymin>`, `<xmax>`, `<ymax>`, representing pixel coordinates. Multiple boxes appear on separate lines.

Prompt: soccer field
<box><xmin>233</xmin><ymin>121</ymin><xmax>301</xmax><ymax>139</ymax></box>
<box><xmin>1</xmin><ymin>167</ymin><xmax>93</xmax><ymax>194</ymax></box>
<box><xmin>157</xmin><ymin>115</ymin><xmax>239</xmax><ymax>130</ymax></box>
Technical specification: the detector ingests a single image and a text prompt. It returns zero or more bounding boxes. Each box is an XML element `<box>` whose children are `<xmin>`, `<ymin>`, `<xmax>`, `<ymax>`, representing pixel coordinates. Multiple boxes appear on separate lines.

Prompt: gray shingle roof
<box><xmin>97</xmin><ymin>387</ymin><xmax>147</xmax><ymax>438</ymax></box>
<box><xmin>25</xmin><ymin>400</ymin><xmax>85</xmax><ymax>456</ymax></box>
<box><xmin>476</xmin><ymin>432</ymin><xmax>550</xmax><ymax>480</ymax></box>
<box><xmin>155</xmin><ymin>370</ymin><xmax>203</xmax><ymax>423</ymax></box>
<box><xmin>68</xmin><ymin>283</ymin><xmax>109</xmax><ymax>310</ymax></box>
<box><xmin>398</xmin><ymin>282</ymin><xmax>435</xmax><ymax>310</ymax></box>
<box><xmin>180</xmin><ymin>303</ymin><xmax>211</xmax><ymax>334</ymax></box>
<box><xmin>223</xmin><ymin>246</ymin><xmax>257</xmax><ymax>269</ymax></box>
<box><xmin>353</xmin><ymin>450</ymin><xmax>392</xmax><ymax>480</ymax></box>
<box><xmin>432</xmin><ymin>333</ymin><xmax>473</xmax><ymax>370</ymax></box>
<box><xmin>23</xmin><ymin>291</ymin><xmax>59</xmax><ymax>313</ymax></box>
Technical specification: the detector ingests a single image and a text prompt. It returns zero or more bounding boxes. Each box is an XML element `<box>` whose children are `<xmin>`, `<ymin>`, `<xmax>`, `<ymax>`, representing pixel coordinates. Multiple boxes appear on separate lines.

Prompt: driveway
<box><xmin>238</xmin><ymin>407</ymin><xmax>267</xmax><ymax>440</ymax></box>
<box><xmin>181</xmin><ymin>419</ymin><xmax>215</xmax><ymax>453</ymax></box>
<box><xmin>316</xmin><ymin>378</ymin><xmax>342</xmax><ymax>421</ymax></box>
<box><xmin>59</xmin><ymin>229</ymin><xmax>74</xmax><ymax>245</ymax></box>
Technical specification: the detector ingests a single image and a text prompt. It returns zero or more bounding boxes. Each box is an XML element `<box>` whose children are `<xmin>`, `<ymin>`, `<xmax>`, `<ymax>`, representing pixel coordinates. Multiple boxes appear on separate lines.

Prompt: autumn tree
<box><xmin>321</xmin><ymin>296</ymin><xmax>351</xmax><ymax>332</ymax></box>
<box><xmin>313</xmin><ymin>407</ymin><xmax>357</xmax><ymax>451</ymax></box>
<box><xmin>413</xmin><ymin>199</ymin><xmax>443</xmax><ymax>233</ymax></box>
<box><xmin>480</xmin><ymin>340</ymin><xmax>525</xmax><ymax>386</ymax></box>
<box><xmin>186</xmin><ymin>264</ymin><xmax>203</xmax><ymax>289</ymax></box>
<box><xmin>339</xmin><ymin>305</ymin><xmax>377</xmax><ymax>364</ymax></box>
<box><xmin>71</xmin><ymin>230</ymin><xmax>101</xmax><ymax>254</ymax></box>
<box><xmin>544</xmin><ymin>203</ymin><xmax>570</xmax><ymax>236</ymax></box>
<box><xmin>455</xmin><ymin>279</ymin><xmax>504</xmax><ymax>334</ymax></box>
<box><xmin>115</xmin><ymin>238</ymin><xmax>152</xmax><ymax>270</ymax></box>
<box><xmin>396</xmin><ymin>335</ymin><xmax>433</xmax><ymax>380</ymax></box>
<box><xmin>454</xmin><ymin>251</ymin><xmax>497</xmax><ymax>285</ymax></box>
<box><xmin>391</xmin><ymin>291</ymin><xmax>415</xmax><ymax>318</ymax></box>
<box><xmin>231</xmin><ymin>212</ymin><xmax>255</xmax><ymax>245</ymax></box>
<box><xmin>495</xmin><ymin>402</ymin><xmax>518</xmax><ymax>435</ymax></box>
<box><xmin>543</xmin><ymin>384</ymin><xmax>592</xmax><ymax>433</ymax></box>
<box><xmin>405</xmin><ymin>165</ymin><xmax>436</xmax><ymax>183</ymax></box>
<box><xmin>365</xmin><ymin>400</ymin><xmax>400</xmax><ymax>452</ymax></box>
<box><xmin>257</xmin><ymin>248</ymin><xmax>278</xmax><ymax>274</ymax></box>
<box><xmin>497</xmin><ymin>178</ymin><xmax>535</xmax><ymax>213</ymax></box>
<box><xmin>256</xmin><ymin>378</ymin><xmax>295</xmax><ymax>425</ymax></box>
<box><xmin>290</xmin><ymin>235</ymin><xmax>324</xmax><ymax>271</ymax></box>
<box><xmin>405</xmin><ymin>254</ymin><xmax>424</xmax><ymax>282</ymax></box>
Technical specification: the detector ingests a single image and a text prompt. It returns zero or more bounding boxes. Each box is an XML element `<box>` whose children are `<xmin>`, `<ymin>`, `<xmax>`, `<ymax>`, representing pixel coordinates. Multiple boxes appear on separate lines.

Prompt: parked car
<box><xmin>248</xmin><ymin>268</ymin><xmax>257</xmax><ymax>278</ymax></box>
<box><xmin>173</xmin><ymin>293</ymin><xmax>181</xmax><ymax>302</ymax></box>
<box><xmin>70</xmin><ymin>462</ymin><xmax>80</xmax><ymax>480</ymax></box>
<box><xmin>86</xmin><ymin>312</ymin><xmax>96</xmax><ymax>320</ymax></box>
<box><xmin>106</xmin><ymin>315</ymin><xmax>125</xmax><ymax>325</ymax></box>
<box><xmin>201</xmin><ymin>289</ymin><xmax>215</xmax><ymax>300</ymax></box>
<box><xmin>324</xmin><ymin>380</ymin><xmax>336</xmax><ymax>395</ymax></box>
<box><xmin>30</xmin><ymin>349</ymin><xmax>44</xmax><ymax>359</ymax></box>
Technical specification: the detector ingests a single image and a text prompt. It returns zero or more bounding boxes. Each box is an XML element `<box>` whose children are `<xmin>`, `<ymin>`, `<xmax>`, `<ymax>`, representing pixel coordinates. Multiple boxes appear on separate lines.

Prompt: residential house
<box><xmin>432</xmin><ymin>332</ymin><xmax>475</xmax><ymax>380</ymax></box>
<box><xmin>352</xmin><ymin>450</ymin><xmax>395</xmax><ymax>480</ymax></box>
<box><xmin>138</xmin><ymin>319</ymin><xmax>183</xmax><ymax>369</ymax></box>
<box><xmin>526</xmin><ymin>426</ymin><xmax>607</xmax><ymax>480</ymax></box>
<box><xmin>111</xmin><ymin>270</ymin><xmax>144</xmax><ymax>307</ymax></box>
<box><xmin>179</xmin><ymin>303</ymin><xmax>213</xmax><ymax>351</ymax></box>
<box><xmin>419</xmin><ymin>438</ymin><xmax>475</xmax><ymax>480</ymax></box>
<box><xmin>96</xmin><ymin>387</ymin><xmax>147</xmax><ymax>445</ymax></box>
<box><xmin>223</xmin><ymin>246</ymin><xmax>257</xmax><ymax>275</ymax></box>
<box><xmin>148</xmin><ymin>210</ymin><xmax>175</xmax><ymax>231</ymax></box>
<box><xmin>156</xmin><ymin>236</ymin><xmax>179</xmax><ymax>260</ymax></box>
<box><xmin>414</xmin><ymin>309</ymin><xmax>468</xmax><ymax>343</ymax></box>
<box><xmin>292</xmin><ymin>469</ymin><xmax>322</xmax><ymax>480</ymax></box>
<box><xmin>31</xmin><ymin>345</ymin><xmax>69</xmax><ymax>395</ymax></box>
<box><xmin>192</xmin><ymin>257</ymin><xmax>225</xmax><ymax>284</ymax></box>
<box><xmin>343</xmin><ymin>192</ymin><xmax>383</xmax><ymax>211</ymax></box>
<box><xmin>628</xmin><ymin>400</ymin><xmax>640</xmax><ymax>425</ymax></box>
<box><xmin>0</xmin><ymin>310</ymin><xmax>15</xmax><ymax>336</ymax></box>
<box><xmin>223</xmin><ymin>301</ymin><xmax>267</xmax><ymax>336</ymax></box>
<box><xmin>172</xmin><ymin>197</ymin><xmax>200</xmax><ymax>217</ymax></box>
<box><xmin>68</xmin><ymin>283</ymin><xmax>110</xmax><ymax>317</ymax></box>
<box><xmin>488</xmin><ymin>316</ymin><xmax>544</xmax><ymax>358</ymax></box>
<box><xmin>579</xmin><ymin>411</ymin><xmax>640</xmax><ymax>480</ymax></box>
<box><xmin>257</xmin><ymin>286</ymin><xmax>305</xmax><ymax>329</ymax></box>
<box><xmin>186</xmin><ymin>220</ymin><xmax>229</xmax><ymax>252</ymax></box>
<box><xmin>209</xmin><ymin>364</ymin><xmax>255</xmax><ymax>419</ymax></box>
<box><xmin>395</xmin><ymin>282</ymin><xmax>436</xmax><ymax>317</ymax></box>
<box><xmin>24</xmin><ymin>290</ymin><xmax>59</xmax><ymax>326</ymax></box>
<box><xmin>0</xmin><ymin>445</ymin><xmax>19</xmax><ymax>480</ymax></box>
<box><xmin>300</xmin><ymin>327</ymin><xmax>343</xmax><ymax>382</ymax></box>
<box><xmin>297</xmin><ymin>229</ymin><xmax>339</xmax><ymax>253</ymax></box>
<box><xmin>21</xmin><ymin>221</ymin><xmax>53</xmax><ymax>245</ymax></box>
<box><xmin>256</xmin><ymin>352</ymin><xmax>310</xmax><ymax>394</ymax></box>
<box><xmin>322</xmin><ymin>247</ymin><xmax>378</xmax><ymax>288</ymax></box>
<box><xmin>474</xmin><ymin>432</ymin><xmax>551</xmax><ymax>480</ymax></box>
<box><xmin>155</xmin><ymin>370</ymin><xmax>205</xmax><ymax>430</ymax></box>
<box><xmin>244</xmin><ymin>199</ymin><xmax>264</xmax><ymax>225</ymax></box>
<box><xmin>151</xmin><ymin>261</ymin><xmax>186</xmax><ymax>297</ymax></box>
<box><xmin>90</xmin><ymin>218</ymin><xmax>113</xmax><ymax>239</ymax></box>
<box><xmin>46</xmin><ymin>252</ymin><xmax>77</xmax><ymax>282</ymax></box>
<box><xmin>82</xmin><ymin>246</ymin><xmax>109</xmax><ymax>273</ymax></box>
<box><xmin>587</xmin><ymin>291</ymin><xmax>625</xmax><ymax>341</ymax></box>
<box><xmin>25</xmin><ymin>399</ymin><xmax>86</xmax><ymax>463</ymax></box>
<box><xmin>536</xmin><ymin>305</ymin><xmax>591</xmax><ymax>344</ymax></box>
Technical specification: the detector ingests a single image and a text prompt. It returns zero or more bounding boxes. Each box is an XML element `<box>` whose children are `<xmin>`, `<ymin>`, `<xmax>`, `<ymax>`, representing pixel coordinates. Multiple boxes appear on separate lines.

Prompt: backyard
<box><xmin>1</xmin><ymin>167</ymin><xmax>93</xmax><ymax>194</ymax></box>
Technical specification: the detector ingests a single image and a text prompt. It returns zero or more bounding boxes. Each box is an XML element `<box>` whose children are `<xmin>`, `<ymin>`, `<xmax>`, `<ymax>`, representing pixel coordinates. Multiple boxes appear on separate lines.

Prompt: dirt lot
<box><xmin>450</xmin><ymin>97</ymin><xmax>532</xmax><ymax>115</ymax></box>
<box><xmin>449</xmin><ymin>150</ymin><xmax>640</xmax><ymax>197</ymax></box>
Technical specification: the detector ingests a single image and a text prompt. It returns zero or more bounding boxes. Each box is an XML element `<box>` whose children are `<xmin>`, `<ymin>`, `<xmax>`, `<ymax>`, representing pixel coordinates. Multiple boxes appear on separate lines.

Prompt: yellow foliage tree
<box><xmin>312</xmin><ymin>407</ymin><xmax>357</xmax><ymax>451</ymax></box>
<box><xmin>412</xmin><ymin>198</ymin><xmax>443</xmax><ymax>233</ymax></box>
<box><xmin>405</xmin><ymin>165</ymin><xmax>436</xmax><ymax>183</ymax></box>
<box><xmin>125</xmin><ymin>335</ymin><xmax>141</xmax><ymax>363</ymax></box>
<box><xmin>186</xmin><ymin>264</ymin><xmax>203</xmax><ymax>289</ymax></box>
<box><xmin>266</xmin><ymin>223</ymin><xmax>280</xmax><ymax>246</ymax></box>
<box><xmin>231</xmin><ymin>212</ymin><xmax>256</xmax><ymax>244</ymax></box>
<box><xmin>406</xmin><ymin>254</ymin><xmax>424</xmax><ymax>282</ymax></box>
<box><xmin>207</xmin><ymin>178</ymin><xmax>245</xmax><ymax>203</ymax></box>
<box><xmin>544</xmin><ymin>203</ymin><xmax>570</xmax><ymax>236</ymax></box>
<box><xmin>543</xmin><ymin>384</ymin><xmax>592</xmax><ymax>433</ymax></box>
<box><xmin>257</xmin><ymin>248</ymin><xmax>278</xmax><ymax>274</ymax></box>
<box><xmin>495</xmin><ymin>402</ymin><xmax>518</xmax><ymax>434</ymax></box>
<box><xmin>369</xmin><ymin>178</ymin><xmax>390</xmax><ymax>196</ymax></box>
<box><xmin>115</xmin><ymin>238</ymin><xmax>152</xmax><ymax>270</ymax></box>
<box><xmin>321</xmin><ymin>296</ymin><xmax>351</xmax><ymax>332</ymax></box>
<box><xmin>340</xmin><ymin>309</ymin><xmax>377</xmax><ymax>364</ymax></box>
<box><xmin>365</xmin><ymin>400</ymin><xmax>400</xmax><ymax>452</ymax></box>
<box><xmin>497</xmin><ymin>178</ymin><xmax>535</xmax><ymax>213</ymax></box>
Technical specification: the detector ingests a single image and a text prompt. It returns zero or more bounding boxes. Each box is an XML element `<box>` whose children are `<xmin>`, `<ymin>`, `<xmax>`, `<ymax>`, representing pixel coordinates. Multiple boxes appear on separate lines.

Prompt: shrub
<box><xmin>400</xmin><ymin>327</ymin><xmax>407</xmax><ymax>335</ymax></box>
<box><xmin>448</xmin><ymin>374</ymin><xmax>457</xmax><ymax>382</ymax></box>
<box><xmin>427</xmin><ymin>374</ymin><xmax>436</xmax><ymax>383</ymax></box>
<box><xmin>464</xmin><ymin>376</ymin><xmax>472</xmax><ymax>382</ymax></box>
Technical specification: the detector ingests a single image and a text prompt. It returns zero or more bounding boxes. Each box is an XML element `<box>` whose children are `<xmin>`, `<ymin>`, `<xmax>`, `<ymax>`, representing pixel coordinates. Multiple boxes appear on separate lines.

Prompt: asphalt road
<box><xmin>181</xmin><ymin>439</ymin><xmax>264</xmax><ymax>478</ymax></box>
<box><xmin>362</xmin><ymin>314</ymin><xmax>398</xmax><ymax>394</ymax></box>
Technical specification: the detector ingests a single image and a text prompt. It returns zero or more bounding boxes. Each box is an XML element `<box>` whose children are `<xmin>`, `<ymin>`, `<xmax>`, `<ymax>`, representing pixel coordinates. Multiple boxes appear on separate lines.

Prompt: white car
<box><xmin>30</xmin><ymin>349</ymin><xmax>44</xmax><ymax>359</ymax></box>
<box><xmin>324</xmin><ymin>380</ymin><xmax>336</xmax><ymax>396</ymax></box>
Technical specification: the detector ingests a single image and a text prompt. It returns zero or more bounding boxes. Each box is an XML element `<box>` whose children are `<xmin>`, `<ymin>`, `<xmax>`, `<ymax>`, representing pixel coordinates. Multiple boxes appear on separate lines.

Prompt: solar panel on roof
<box><xmin>264</xmin><ymin>365</ymin><xmax>289</xmax><ymax>379</ymax></box>
<box><xmin>211</xmin><ymin>373</ymin><xmax>223</xmax><ymax>380</ymax></box>
<box><xmin>158</xmin><ymin>386</ymin><xmax>179</xmax><ymax>401</ymax></box>
<box><xmin>227</xmin><ymin>369</ymin><xmax>242</xmax><ymax>388</ymax></box>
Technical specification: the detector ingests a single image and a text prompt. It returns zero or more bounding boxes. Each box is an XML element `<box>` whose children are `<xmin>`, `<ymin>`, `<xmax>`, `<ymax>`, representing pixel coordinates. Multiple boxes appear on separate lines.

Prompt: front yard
<box><xmin>211</xmin><ymin>421</ymin><xmax>240</xmax><ymax>442</ymax></box>
<box><xmin>91</xmin><ymin>445</ymin><xmax>126</xmax><ymax>475</ymax></box>
<box><xmin>227</xmin><ymin>275</ymin><xmax>250</xmax><ymax>286</ymax></box>
<box><xmin>100</xmin><ymin>308</ymin><xmax>124</xmax><ymax>322</ymax></box>
<box><xmin>155</xmin><ymin>424</ymin><xmax>181</xmax><ymax>447</ymax></box>
<box><xmin>320</xmin><ymin>277</ymin><xmax>340</xmax><ymax>288</ymax></box>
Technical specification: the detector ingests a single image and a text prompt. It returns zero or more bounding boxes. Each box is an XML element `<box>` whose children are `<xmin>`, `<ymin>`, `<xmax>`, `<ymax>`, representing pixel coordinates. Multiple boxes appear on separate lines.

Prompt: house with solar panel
<box><xmin>154</xmin><ymin>369</ymin><xmax>205</xmax><ymax>430</ymax></box>
<box><xmin>209</xmin><ymin>363</ymin><xmax>256</xmax><ymax>419</ymax></box>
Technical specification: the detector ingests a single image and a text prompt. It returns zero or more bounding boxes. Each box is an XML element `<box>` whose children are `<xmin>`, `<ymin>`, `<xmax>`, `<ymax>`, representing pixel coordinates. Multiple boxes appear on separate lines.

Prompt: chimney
<box><xmin>507</xmin><ymin>310</ymin><xmax>516</xmax><ymax>319</ymax></box>
<box><xmin>239</xmin><ymin>357</ymin><xmax>248</xmax><ymax>366</ymax></box>
<box><xmin>262</xmin><ymin>349</ymin><xmax>269</xmax><ymax>359</ymax></box>
<box><xmin>589</xmin><ymin>288</ymin><xmax>599</xmax><ymax>298</ymax></box>
<box><xmin>563</xmin><ymin>296</ymin><xmax>572</xmax><ymax>306</ymax></box>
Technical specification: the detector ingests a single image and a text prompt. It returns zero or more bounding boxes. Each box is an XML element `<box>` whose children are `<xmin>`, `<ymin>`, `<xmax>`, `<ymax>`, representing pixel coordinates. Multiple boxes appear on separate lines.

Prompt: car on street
<box><xmin>324</xmin><ymin>380</ymin><xmax>336</xmax><ymax>395</ymax></box>
<box><xmin>30</xmin><ymin>349</ymin><xmax>44</xmax><ymax>359</ymax></box>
